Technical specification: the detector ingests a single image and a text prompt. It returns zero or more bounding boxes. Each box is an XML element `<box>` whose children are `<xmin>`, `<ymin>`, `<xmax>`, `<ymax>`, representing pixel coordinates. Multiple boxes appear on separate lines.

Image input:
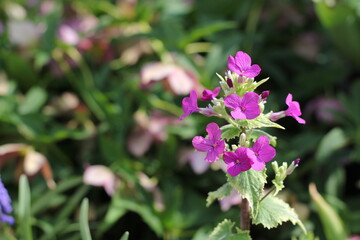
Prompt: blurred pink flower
<box><xmin>127</xmin><ymin>111</ymin><xmax>180</xmax><ymax>157</ymax></box>
<box><xmin>348</xmin><ymin>236</ymin><xmax>360</xmax><ymax>240</ymax></box>
<box><xmin>58</xmin><ymin>24</ymin><xmax>80</xmax><ymax>45</ymax></box>
<box><xmin>179</xmin><ymin>148</ymin><xmax>210</xmax><ymax>174</ymax></box>
<box><xmin>305</xmin><ymin>97</ymin><xmax>343</xmax><ymax>124</ymax></box>
<box><xmin>137</xmin><ymin>172</ymin><xmax>165</xmax><ymax>212</ymax></box>
<box><xmin>219</xmin><ymin>190</ymin><xmax>242</xmax><ymax>211</ymax></box>
<box><xmin>0</xmin><ymin>144</ymin><xmax>55</xmax><ymax>189</ymax></box>
<box><xmin>83</xmin><ymin>165</ymin><xmax>119</xmax><ymax>196</ymax></box>
<box><xmin>140</xmin><ymin>62</ymin><xmax>202</xmax><ymax>95</ymax></box>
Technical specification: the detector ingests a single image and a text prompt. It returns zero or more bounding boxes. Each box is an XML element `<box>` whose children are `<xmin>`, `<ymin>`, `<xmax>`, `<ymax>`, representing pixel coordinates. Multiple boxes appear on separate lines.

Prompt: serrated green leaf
<box><xmin>209</xmin><ymin>219</ymin><xmax>251</xmax><ymax>240</ymax></box>
<box><xmin>253</xmin><ymin>195</ymin><xmax>305</xmax><ymax>233</ymax></box>
<box><xmin>237</xmin><ymin>114</ymin><xmax>285</xmax><ymax>130</ymax></box>
<box><xmin>220</xmin><ymin>124</ymin><xmax>241</xmax><ymax>140</ymax></box>
<box><xmin>227</xmin><ymin>169</ymin><xmax>266</xmax><ymax>216</ymax></box>
<box><xmin>206</xmin><ymin>183</ymin><xmax>232</xmax><ymax>207</ymax></box>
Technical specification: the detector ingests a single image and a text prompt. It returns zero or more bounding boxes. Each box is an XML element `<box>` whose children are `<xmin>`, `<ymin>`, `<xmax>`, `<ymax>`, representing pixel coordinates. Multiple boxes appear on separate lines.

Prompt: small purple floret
<box><xmin>227</xmin><ymin>51</ymin><xmax>261</xmax><ymax>78</ymax></box>
<box><xmin>201</xmin><ymin>87</ymin><xmax>221</xmax><ymax>101</ymax></box>
<box><xmin>192</xmin><ymin>122</ymin><xmax>225</xmax><ymax>162</ymax></box>
<box><xmin>285</xmin><ymin>94</ymin><xmax>306</xmax><ymax>124</ymax></box>
<box><xmin>251</xmin><ymin>136</ymin><xmax>276</xmax><ymax>171</ymax></box>
<box><xmin>223</xmin><ymin>148</ymin><xmax>255</xmax><ymax>177</ymax></box>
<box><xmin>224</xmin><ymin>92</ymin><xmax>260</xmax><ymax>120</ymax></box>
<box><xmin>180</xmin><ymin>90</ymin><xmax>199</xmax><ymax>120</ymax></box>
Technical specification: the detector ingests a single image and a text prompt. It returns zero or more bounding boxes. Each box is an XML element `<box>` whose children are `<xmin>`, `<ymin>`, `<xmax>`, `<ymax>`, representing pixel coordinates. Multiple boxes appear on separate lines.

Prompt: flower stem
<box><xmin>240</xmin><ymin>198</ymin><xmax>251</xmax><ymax>231</ymax></box>
<box><xmin>260</xmin><ymin>185</ymin><xmax>276</xmax><ymax>202</ymax></box>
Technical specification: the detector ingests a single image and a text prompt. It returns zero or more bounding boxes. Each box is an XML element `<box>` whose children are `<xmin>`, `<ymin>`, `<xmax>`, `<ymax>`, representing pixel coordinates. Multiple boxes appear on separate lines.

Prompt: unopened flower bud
<box><xmin>286</xmin><ymin>158</ymin><xmax>300</xmax><ymax>175</ymax></box>
<box><xmin>239</xmin><ymin>133</ymin><xmax>246</xmax><ymax>147</ymax></box>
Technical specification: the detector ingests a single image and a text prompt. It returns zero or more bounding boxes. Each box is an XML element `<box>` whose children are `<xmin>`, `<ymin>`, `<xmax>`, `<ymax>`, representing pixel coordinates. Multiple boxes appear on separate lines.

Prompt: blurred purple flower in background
<box><xmin>219</xmin><ymin>190</ymin><xmax>242</xmax><ymax>211</ymax></box>
<box><xmin>0</xmin><ymin>177</ymin><xmax>15</xmax><ymax>225</ymax></box>
<box><xmin>305</xmin><ymin>97</ymin><xmax>343</xmax><ymax>124</ymax></box>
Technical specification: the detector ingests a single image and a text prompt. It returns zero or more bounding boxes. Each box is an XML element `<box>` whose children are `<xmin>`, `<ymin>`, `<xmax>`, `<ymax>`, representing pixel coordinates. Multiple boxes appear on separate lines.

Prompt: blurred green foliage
<box><xmin>0</xmin><ymin>0</ymin><xmax>359</xmax><ymax>239</ymax></box>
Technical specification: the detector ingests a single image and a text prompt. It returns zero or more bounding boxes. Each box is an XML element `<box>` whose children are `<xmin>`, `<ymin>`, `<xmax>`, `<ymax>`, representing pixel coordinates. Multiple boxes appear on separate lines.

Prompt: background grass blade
<box><xmin>18</xmin><ymin>175</ymin><xmax>33</xmax><ymax>240</ymax></box>
<box><xmin>80</xmin><ymin>198</ymin><xmax>92</xmax><ymax>240</ymax></box>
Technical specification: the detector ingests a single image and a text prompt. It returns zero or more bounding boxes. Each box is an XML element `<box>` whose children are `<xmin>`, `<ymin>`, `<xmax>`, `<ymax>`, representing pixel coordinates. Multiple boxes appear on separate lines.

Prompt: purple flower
<box><xmin>180</xmin><ymin>90</ymin><xmax>199</xmax><ymax>120</ymax></box>
<box><xmin>201</xmin><ymin>87</ymin><xmax>221</xmax><ymax>101</ymax></box>
<box><xmin>0</xmin><ymin>177</ymin><xmax>15</xmax><ymax>225</ymax></box>
<box><xmin>223</xmin><ymin>148</ymin><xmax>255</xmax><ymax>177</ymax></box>
<box><xmin>251</xmin><ymin>136</ymin><xmax>276</xmax><ymax>171</ymax></box>
<box><xmin>285</xmin><ymin>94</ymin><xmax>306</xmax><ymax>124</ymax></box>
<box><xmin>227</xmin><ymin>51</ymin><xmax>261</xmax><ymax>78</ymax></box>
<box><xmin>224</xmin><ymin>92</ymin><xmax>261</xmax><ymax>120</ymax></box>
<box><xmin>192</xmin><ymin>123</ymin><xmax>225</xmax><ymax>162</ymax></box>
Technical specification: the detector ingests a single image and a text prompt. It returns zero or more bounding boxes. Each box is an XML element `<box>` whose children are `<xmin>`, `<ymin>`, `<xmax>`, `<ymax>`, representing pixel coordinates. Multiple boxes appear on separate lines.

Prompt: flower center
<box><xmin>235</xmin><ymin>159</ymin><xmax>240</xmax><ymax>164</ymax></box>
<box><xmin>212</xmin><ymin>144</ymin><xmax>217</xmax><ymax>148</ymax></box>
<box><xmin>241</xmin><ymin>106</ymin><xmax>246</xmax><ymax>111</ymax></box>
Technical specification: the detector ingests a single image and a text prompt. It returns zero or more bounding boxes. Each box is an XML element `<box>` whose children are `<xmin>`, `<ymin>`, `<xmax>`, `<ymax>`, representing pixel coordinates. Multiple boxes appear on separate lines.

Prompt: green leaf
<box><xmin>315</xmin><ymin>128</ymin><xmax>348</xmax><ymax>163</ymax></box>
<box><xmin>309</xmin><ymin>183</ymin><xmax>348</xmax><ymax>240</ymax></box>
<box><xmin>206</xmin><ymin>183</ymin><xmax>232</xmax><ymax>207</ymax></box>
<box><xmin>18</xmin><ymin>175</ymin><xmax>33</xmax><ymax>240</ymax></box>
<box><xmin>237</xmin><ymin>114</ymin><xmax>285</xmax><ymax>130</ymax></box>
<box><xmin>18</xmin><ymin>87</ymin><xmax>47</xmax><ymax>114</ymax></box>
<box><xmin>221</xmin><ymin>124</ymin><xmax>241</xmax><ymax>140</ymax></box>
<box><xmin>253</xmin><ymin>195</ymin><xmax>305</xmax><ymax>233</ymax></box>
<box><xmin>209</xmin><ymin>219</ymin><xmax>251</xmax><ymax>240</ymax></box>
<box><xmin>249</xmin><ymin>129</ymin><xmax>277</xmax><ymax>146</ymax></box>
<box><xmin>119</xmin><ymin>232</ymin><xmax>129</xmax><ymax>240</ymax></box>
<box><xmin>227</xmin><ymin>169</ymin><xmax>266</xmax><ymax>216</ymax></box>
<box><xmin>80</xmin><ymin>198</ymin><xmax>92</xmax><ymax>240</ymax></box>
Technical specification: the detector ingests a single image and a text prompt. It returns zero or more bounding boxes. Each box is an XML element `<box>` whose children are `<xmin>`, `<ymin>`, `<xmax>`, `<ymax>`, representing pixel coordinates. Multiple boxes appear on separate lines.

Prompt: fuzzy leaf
<box><xmin>227</xmin><ymin>169</ymin><xmax>266</xmax><ymax>216</ymax></box>
<box><xmin>206</xmin><ymin>183</ymin><xmax>232</xmax><ymax>207</ymax></box>
<box><xmin>237</xmin><ymin>114</ymin><xmax>285</xmax><ymax>130</ymax></box>
<box><xmin>209</xmin><ymin>219</ymin><xmax>251</xmax><ymax>240</ymax></box>
<box><xmin>253</xmin><ymin>195</ymin><xmax>306</xmax><ymax>233</ymax></box>
<box><xmin>220</xmin><ymin>124</ymin><xmax>241</xmax><ymax>140</ymax></box>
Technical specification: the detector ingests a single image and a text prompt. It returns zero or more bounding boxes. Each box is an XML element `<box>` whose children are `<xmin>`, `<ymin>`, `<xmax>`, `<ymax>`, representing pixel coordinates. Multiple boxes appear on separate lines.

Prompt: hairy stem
<box><xmin>240</xmin><ymin>198</ymin><xmax>251</xmax><ymax>231</ymax></box>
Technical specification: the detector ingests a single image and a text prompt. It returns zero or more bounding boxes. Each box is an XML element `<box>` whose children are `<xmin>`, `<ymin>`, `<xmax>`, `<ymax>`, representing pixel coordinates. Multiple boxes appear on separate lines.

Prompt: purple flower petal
<box><xmin>235</xmin><ymin>51</ymin><xmax>252</xmax><ymax>70</ymax></box>
<box><xmin>230</xmin><ymin>108</ymin><xmax>247</xmax><ymax>119</ymax></box>
<box><xmin>192</xmin><ymin>136</ymin><xmax>211</xmax><ymax>152</ymax></box>
<box><xmin>243</xmin><ymin>64</ymin><xmax>261</xmax><ymax>78</ymax></box>
<box><xmin>180</xmin><ymin>90</ymin><xmax>199</xmax><ymax>120</ymax></box>
<box><xmin>206</xmin><ymin>122</ymin><xmax>222</xmax><ymax>140</ymax></box>
<box><xmin>201</xmin><ymin>87</ymin><xmax>221</xmax><ymax>101</ymax></box>
<box><xmin>224</xmin><ymin>94</ymin><xmax>242</xmax><ymax>109</ymax></box>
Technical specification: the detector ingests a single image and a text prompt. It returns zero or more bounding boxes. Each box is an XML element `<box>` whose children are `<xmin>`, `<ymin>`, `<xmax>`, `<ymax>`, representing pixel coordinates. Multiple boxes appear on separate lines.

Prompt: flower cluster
<box><xmin>180</xmin><ymin>51</ymin><xmax>305</xmax><ymax>177</ymax></box>
<box><xmin>0</xmin><ymin>176</ymin><xmax>15</xmax><ymax>225</ymax></box>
